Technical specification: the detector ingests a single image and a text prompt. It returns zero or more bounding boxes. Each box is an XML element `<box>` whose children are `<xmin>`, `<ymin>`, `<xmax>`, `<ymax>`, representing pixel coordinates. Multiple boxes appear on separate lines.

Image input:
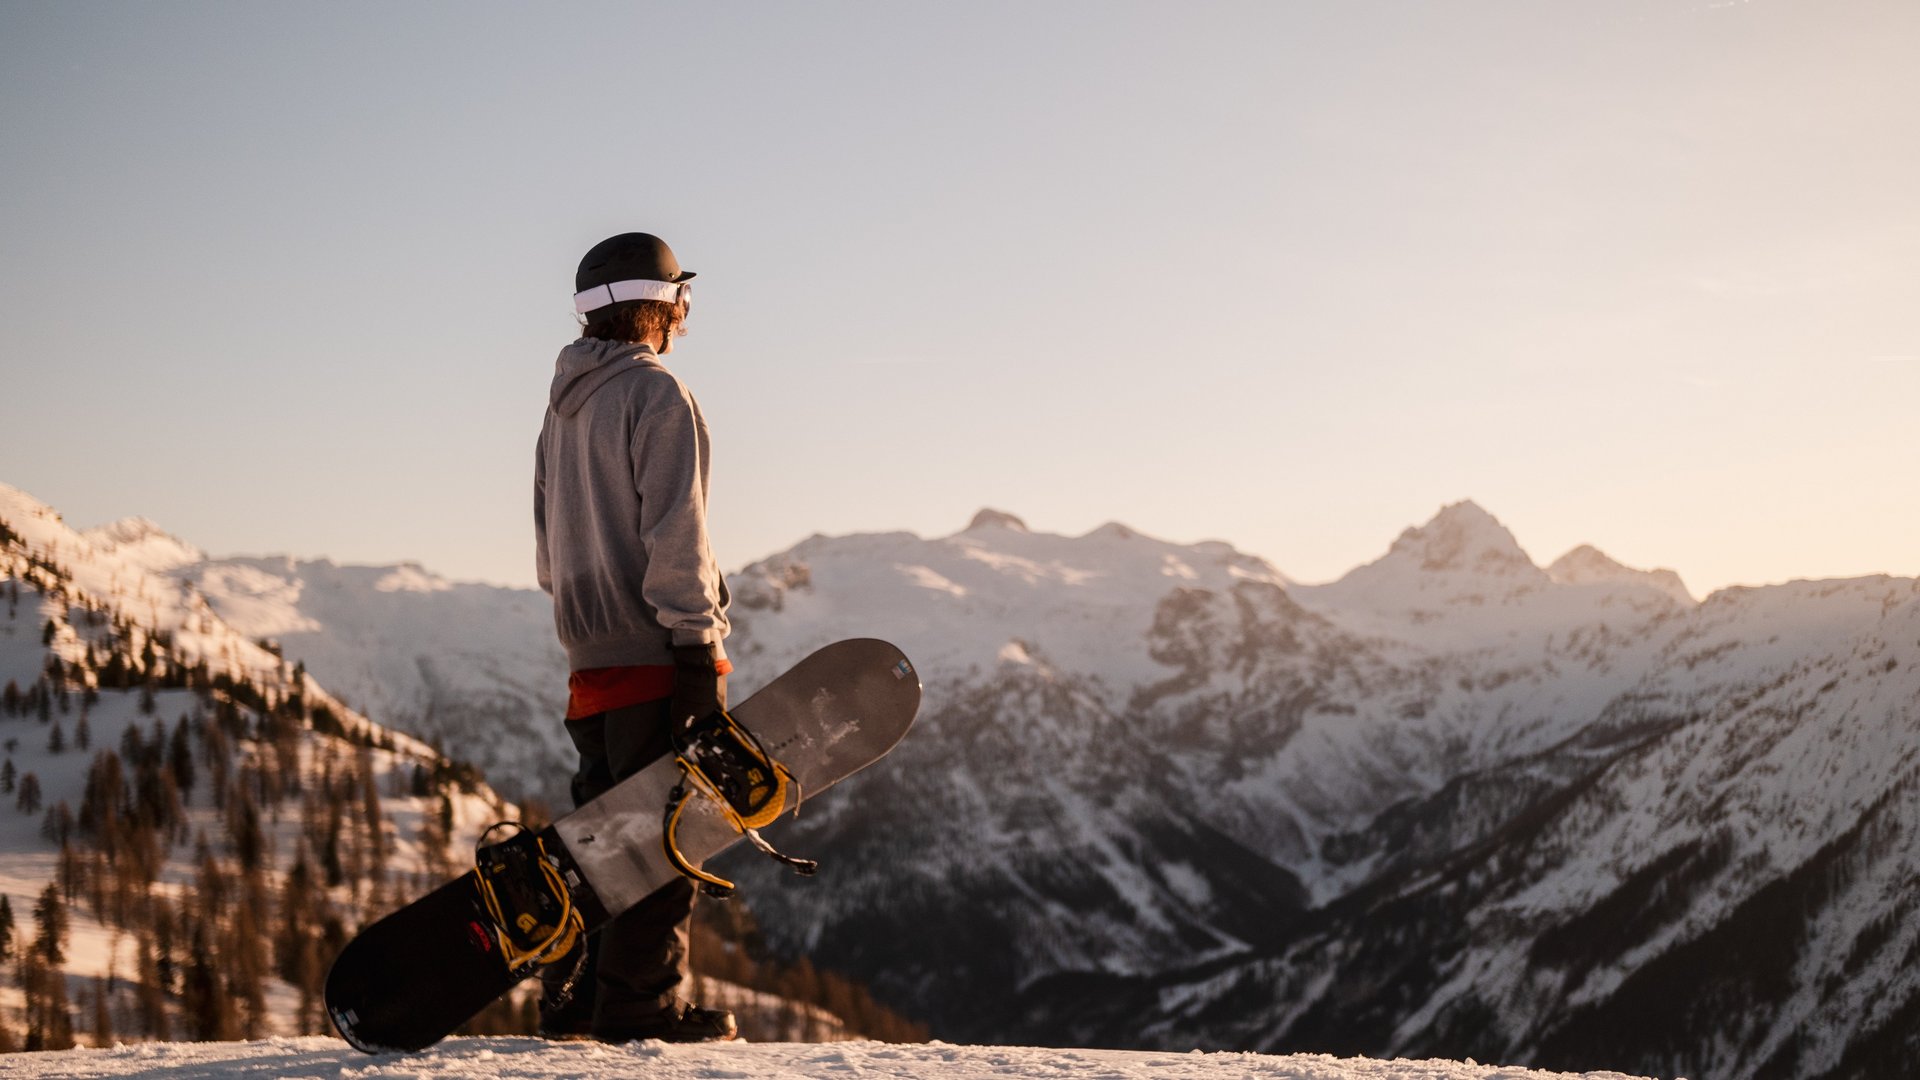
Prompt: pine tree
<box><xmin>42</xmin><ymin>617</ymin><xmax>56</xmax><ymax>646</ymax></box>
<box><xmin>232</xmin><ymin>870</ymin><xmax>272</xmax><ymax>1039</ymax></box>
<box><xmin>181</xmin><ymin>918</ymin><xmax>232</xmax><ymax>1041</ymax></box>
<box><xmin>41</xmin><ymin>800</ymin><xmax>74</xmax><ymax>846</ymax></box>
<box><xmin>169</xmin><ymin>715</ymin><xmax>196</xmax><ymax>797</ymax></box>
<box><xmin>359</xmin><ymin>760</ymin><xmax>388</xmax><ymax>873</ymax></box>
<box><xmin>151</xmin><ymin>899</ymin><xmax>178</xmax><ymax>999</ymax></box>
<box><xmin>149</xmin><ymin>770</ymin><xmax>184</xmax><ymax>856</ymax></box>
<box><xmin>320</xmin><ymin>798</ymin><xmax>345</xmax><ymax>888</ymax></box>
<box><xmin>75</xmin><ymin>710</ymin><xmax>90</xmax><ymax>751</ymax></box>
<box><xmin>100</xmin><ymin>649</ymin><xmax>128</xmax><ymax>689</ymax></box>
<box><xmin>89</xmin><ymin>975</ymin><xmax>113</xmax><ymax>1048</ymax></box>
<box><xmin>276</xmin><ymin>849</ymin><xmax>315</xmax><ymax>985</ymax></box>
<box><xmin>195</xmin><ymin>846</ymin><xmax>230</xmax><ymax>917</ymax></box>
<box><xmin>201</xmin><ymin>721</ymin><xmax>231</xmax><ymax>813</ymax></box>
<box><xmin>57</xmin><ymin>842</ymin><xmax>85</xmax><ymax>906</ymax></box>
<box><xmin>16</xmin><ymin>772</ymin><xmax>42</xmax><ymax>815</ymax></box>
<box><xmin>0</xmin><ymin>894</ymin><xmax>14</xmax><ymax>961</ymax></box>
<box><xmin>33</xmin><ymin>883</ymin><xmax>68</xmax><ymax>965</ymax></box>
<box><xmin>135</xmin><ymin>932</ymin><xmax>168</xmax><ymax>1039</ymax></box>
<box><xmin>47</xmin><ymin>719</ymin><xmax>65</xmax><ymax>754</ymax></box>
<box><xmin>19</xmin><ymin>952</ymin><xmax>76</xmax><ymax>1051</ymax></box>
<box><xmin>1</xmin><ymin>758</ymin><xmax>14</xmax><ymax>794</ymax></box>
<box><xmin>229</xmin><ymin>786</ymin><xmax>265</xmax><ymax>871</ymax></box>
<box><xmin>79</xmin><ymin>749</ymin><xmax>127</xmax><ymax>848</ymax></box>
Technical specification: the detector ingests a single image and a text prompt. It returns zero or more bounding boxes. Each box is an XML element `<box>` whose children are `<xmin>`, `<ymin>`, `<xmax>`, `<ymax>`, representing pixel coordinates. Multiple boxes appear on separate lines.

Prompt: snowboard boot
<box><xmin>537</xmin><ymin>987</ymin><xmax>595</xmax><ymax>1041</ymax></box>
<box><xmin>536</xmin><ymin>979</ymin><xmax>596</xmax><ymax>1041</ymax></box>
<box><xmin>536</xmin><ymin>940</ymin><xmax>596</xmax><ymax>1041</ymax></box>
<box><xmin>594</xmin><ymin>1000</ymin><xmax>737</xmax><ymax>1044</ymax></box>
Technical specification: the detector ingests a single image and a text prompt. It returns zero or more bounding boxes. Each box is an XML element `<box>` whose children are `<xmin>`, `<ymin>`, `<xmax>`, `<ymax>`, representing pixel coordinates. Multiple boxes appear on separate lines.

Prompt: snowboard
<box><xmin>324</xmin><ymin>638</ymin><xmax>921</xmax><ymax>1053</ymax></box>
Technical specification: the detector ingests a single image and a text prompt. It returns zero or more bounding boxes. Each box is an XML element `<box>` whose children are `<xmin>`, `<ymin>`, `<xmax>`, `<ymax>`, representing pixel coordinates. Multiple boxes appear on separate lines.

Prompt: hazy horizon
<box><xmin>11</xmin><ymin>477</ymin><xmax>1888</xmax><ymax>602</ymax></box>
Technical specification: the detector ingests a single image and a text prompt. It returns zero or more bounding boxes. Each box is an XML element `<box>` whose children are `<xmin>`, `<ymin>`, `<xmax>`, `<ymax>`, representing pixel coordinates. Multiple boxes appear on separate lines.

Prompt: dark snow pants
<box><xmin>539</xmin><ymin>697</ymin><xmax>696</xmax><ymax>1034</ymax></box>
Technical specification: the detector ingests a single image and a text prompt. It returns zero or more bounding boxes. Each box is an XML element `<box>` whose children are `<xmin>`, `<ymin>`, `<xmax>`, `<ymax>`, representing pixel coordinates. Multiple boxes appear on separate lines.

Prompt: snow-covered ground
<box><xmin>0</xmin><ymin>1036</ymin><xmax>1666</xmax><ymax>1080</ymax></box>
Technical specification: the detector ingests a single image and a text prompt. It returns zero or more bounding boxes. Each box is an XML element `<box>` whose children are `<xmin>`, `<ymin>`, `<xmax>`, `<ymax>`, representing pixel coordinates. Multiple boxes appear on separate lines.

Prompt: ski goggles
<box><xmin>573</xmin><ymin>278</ymin><xmax>693</xmax><ymax>318</ymax></box>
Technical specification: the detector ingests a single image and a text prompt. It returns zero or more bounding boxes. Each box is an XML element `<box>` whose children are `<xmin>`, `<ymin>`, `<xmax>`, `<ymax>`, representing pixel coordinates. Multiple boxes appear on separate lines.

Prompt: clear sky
<box><xmin>2</xmin><ymin>1</ymin><xmax>1915</xmax><ymax>597</ymax></box>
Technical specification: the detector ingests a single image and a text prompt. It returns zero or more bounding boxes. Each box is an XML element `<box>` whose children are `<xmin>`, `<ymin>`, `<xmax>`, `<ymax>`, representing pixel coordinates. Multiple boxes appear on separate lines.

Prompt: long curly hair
<box><xmin>580</xmin><ymin>299</ymin><xmax>678</xmax><ymax>347</ymax></box>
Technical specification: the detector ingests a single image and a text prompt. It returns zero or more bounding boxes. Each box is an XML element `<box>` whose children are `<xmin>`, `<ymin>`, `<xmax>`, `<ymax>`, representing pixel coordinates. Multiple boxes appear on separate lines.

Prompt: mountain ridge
<box><xmin>710</xmin><ymin>504</ymin><xmax>1918</xmax><ymax>1080</ymax></box>
<box><xmin>0</xmin><ymin>481</ymin><xmax>517</xmax><ymax>1046</ymax></box>
<box><xmin>13</xmin><ymin>480</ymin><xmax>1915</xmax><ymax>1076</ymax></box>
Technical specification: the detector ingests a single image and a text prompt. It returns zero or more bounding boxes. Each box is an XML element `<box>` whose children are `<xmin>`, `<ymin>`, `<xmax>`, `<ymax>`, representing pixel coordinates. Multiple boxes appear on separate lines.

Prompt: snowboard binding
<box><xmin>664</xmin><ymin>709</ymin><xmax>817</xmax><ymax>898</ymax></box>
<box><xmin>472</xmin><ymin>823</ymin><xmax>585</xmax><ymax>979</ymax></box>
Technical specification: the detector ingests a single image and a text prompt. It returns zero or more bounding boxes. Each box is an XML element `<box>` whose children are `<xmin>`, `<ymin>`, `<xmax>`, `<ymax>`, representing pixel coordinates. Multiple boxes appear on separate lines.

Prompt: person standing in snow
<box><xmin>533</xmin><ymin>231</ymin><xmax>736</xmax><ymax>1043</ymax></box>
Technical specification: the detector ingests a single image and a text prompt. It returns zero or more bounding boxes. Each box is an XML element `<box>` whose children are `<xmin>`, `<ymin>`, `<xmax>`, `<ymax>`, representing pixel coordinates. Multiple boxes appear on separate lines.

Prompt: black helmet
<box><xmin>574</xmin><ymin>232</ymin><xmax>695</xmax><ymax>314</ymax></box>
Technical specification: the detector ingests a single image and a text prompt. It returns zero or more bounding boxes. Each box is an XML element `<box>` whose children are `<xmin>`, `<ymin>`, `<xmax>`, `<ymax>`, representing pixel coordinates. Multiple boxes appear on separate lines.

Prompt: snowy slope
<box><xmin>83</xmin><ymin>519</ymin><xmax>573</xmax><ymax>805</ymax></box>
<box><xmin>1</xmin><ymin>484</ymin><xmax>458</xmax><ymax>769</ymax></box>
<box><xmin>0</xmin><ymin>1034</ymin><xmax>1662</xmax><ymax>1080</ymax></box>
<box><xmin>716</xmin><ymin>505</ymin><xmax>1697</xmax><ymax>1020</ymax></box>
<box><xmin>714</xmin><ymin>503</ymin><xmax>1917</xmax><ymax>1079</ymax></box>
<box><xmin>0</xmin><ymin>482</ymin><xmax>515</xmax><ymax>1045</ymax></box>
<box><xmin>1086</xmin><ymin>571</ymin><xmax>1920</xmax><ymax>1078</ymax></box>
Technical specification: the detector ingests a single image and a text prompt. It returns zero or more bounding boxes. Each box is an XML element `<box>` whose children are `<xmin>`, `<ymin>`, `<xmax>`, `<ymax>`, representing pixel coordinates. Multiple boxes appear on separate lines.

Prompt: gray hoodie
<box><xmin>535</xmin><ymin>338</ymin><xmax>730</xmax><ymax>671</ymax></box>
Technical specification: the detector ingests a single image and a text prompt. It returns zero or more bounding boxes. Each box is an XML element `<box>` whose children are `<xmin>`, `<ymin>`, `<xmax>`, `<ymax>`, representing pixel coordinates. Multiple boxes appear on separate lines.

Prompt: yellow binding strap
<box><xmin>474</xmin><ymin>831</ymin><xmax>583</xmax><ymax>971</ymax></box>
<box><xmin>663</xmin><ymin>784</ymin><xmax>738</xmax><ymax>896</ymax></box>
<box><xmin>661</xmin><ymin>712</ymin><xmax>817</xmax><ymax>897</ymax></box>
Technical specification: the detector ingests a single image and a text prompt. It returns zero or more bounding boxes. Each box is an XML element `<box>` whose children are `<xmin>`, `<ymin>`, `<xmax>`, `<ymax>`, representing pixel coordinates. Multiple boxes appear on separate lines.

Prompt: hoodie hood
<box><xmin>550</xmin><ymin>338</ymin><xmax>665</xmax><ymax>416</ymax></box>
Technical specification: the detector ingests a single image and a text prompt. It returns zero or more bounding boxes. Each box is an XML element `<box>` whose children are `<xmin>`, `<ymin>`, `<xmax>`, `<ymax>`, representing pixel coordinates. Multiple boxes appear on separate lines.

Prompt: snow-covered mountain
<box><xmin>1546</xmin><ymin>544</ymin><xmax>1694</xmax><ymax>606</ymax></box>
<box><xmin>13</xmin><ymin>482</ymin><xmax>1916</xmax><ymax>1078</ymax></box>
<box><xmin>0</xmin><ymin>482</ymin><xmax>937</xmax><ymax>1051</ymax></box>
<box><xmin>711</xmin><ymin>502</ymin><xmax>1916</xmax><ymax>1080</ymax></box>
<box><xmin>1035</xmin><ymin>572</ymin><xmax>1920</xmax><ymax>1076</ymax></box>
<box><xmin>82</xmin><ymin>520</ymin><xmax>573</xmax><ymax>806</ymax></box>
<box><xmin>0</xmin><ymin>482</ymin><xmax>514</xmax><ymax>1048</ymax></box>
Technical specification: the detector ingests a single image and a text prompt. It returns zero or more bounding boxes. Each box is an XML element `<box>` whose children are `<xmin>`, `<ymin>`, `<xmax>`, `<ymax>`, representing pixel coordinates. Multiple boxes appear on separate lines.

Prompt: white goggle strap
<box><xmin>573</xmin><ymin>279</ymin><xmax>691</xmax><ymax>314</ymax></box>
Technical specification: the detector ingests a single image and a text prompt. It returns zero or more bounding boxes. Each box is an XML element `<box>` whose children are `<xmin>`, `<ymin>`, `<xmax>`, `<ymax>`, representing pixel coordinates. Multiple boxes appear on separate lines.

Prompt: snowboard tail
<box><xmin>327</xmin><ymin>825</ymin><xmax>614</xmax><ymax>1052</ymax></box>
<box><xmin>325</xmin><ymin>638</ymin><xmax>919</xmax><ymax>1053</ymax></box>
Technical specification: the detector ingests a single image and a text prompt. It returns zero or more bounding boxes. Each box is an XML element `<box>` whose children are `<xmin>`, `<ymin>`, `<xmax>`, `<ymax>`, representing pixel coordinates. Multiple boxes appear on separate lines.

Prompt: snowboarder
<box><xmin>533</xmin><ymin>231</ymin><xmax>737</xmax><ymax>1043</ymax></box>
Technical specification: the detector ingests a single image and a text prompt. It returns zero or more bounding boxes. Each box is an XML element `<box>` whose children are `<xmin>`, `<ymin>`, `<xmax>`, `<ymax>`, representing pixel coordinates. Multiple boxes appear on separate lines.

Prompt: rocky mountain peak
<box><xmin>83</xmin><ymin>514</ymin><xmax>207</xmax><ymax>572</ymax></box>
<box><xmin>1385</xmin><ymin>500</ymin><xmax>1537</xmax><ymax>576</ymax></box>
<box><xmin>966</xmin><ymin>508</ymin><xmax>1029</xmax><ymax>533</ymax></box>
<box><xmin>1548</xmin><ymin>543</ymin><xmax>1695</xmax><ymax>604</ymax></box>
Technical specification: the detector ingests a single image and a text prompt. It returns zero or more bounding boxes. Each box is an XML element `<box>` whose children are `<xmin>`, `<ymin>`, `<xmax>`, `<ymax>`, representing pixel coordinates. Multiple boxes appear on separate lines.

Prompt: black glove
<box><xmin>668</xmin><ymin>644</ymin><xmax>728</xmax><ymax>737</ymax></box>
